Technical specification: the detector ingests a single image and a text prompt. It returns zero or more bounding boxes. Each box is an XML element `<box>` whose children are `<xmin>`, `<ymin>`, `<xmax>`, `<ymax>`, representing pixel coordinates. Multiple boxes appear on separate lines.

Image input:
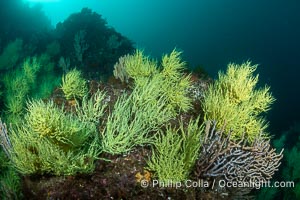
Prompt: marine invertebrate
<box><xmin>195</xmin><ymin>121</ymin><xmax>283</xmax><ymax>195</ymax></box>
<box><xmin>101</xmin><ymin>93</ymin><xmax>141</xmax><ymax>154</ymax></box>
<box><xmin>61</xmin><ymin>68</ymin><xmax>88</xmax><ymax>100</ymax></box>
<box><xmin>26</xmin><ymin>99</ymin><xmax>95</xmax><ymax>149</ymax></box>
<box><xmin>135</xmin><ymin>170</ymin><xmax>151</xmax><ymax>183</ymax></box>
<box><xmin>8</xmin><ymin>123</ymin><xmax>99</xmax><ymax>175</ymax></box>
<box><xmin>75</xmin><ymin>89</ymin><xmax>107</xmax><ymax>124</ymax></box>
<box><xmin>22</xmin><ymin>57</ymin><xmax>41</xmax><ymax>85</ymax></box>
<box><xmin>159</xmin><ymin>49</ymin><xmax>192</xmax><ymax>113</ymax></box>
<box><xmin>101</xmin><ymin>93</ymin><xmax>156</xmax><ymax>154</ymax></box>
<box><xmin>5</xmin><ymin>94</ymin><xmax>25</xmax><ymax>117</ymax></box>
<box><xmin>113</xmin><ymin>49</ymin><xmax>192</xmax><ymax>114</ymax></box>
<box><xmin>113</xmin><ymin>54</ymin><xmax>130</xmax><ymax>83</ymax></box>
<box><xmin>101</xmin><ymin>79</ymin><xmax>174</xmax><ymax>155</ymax></box>
<box><xmin>0</xmin><ymin>149</ymin><xmax>21</xmax><ymax>200</ymax></box>
<box><xmin>147</xmin><ymin>119</ymin><xmax>202</xmax><ymax>183</ymax></box>
<box><xmin>0</xmin><ymin>120</ymin><xmax>11</xmax><ymax>158</ymax></box>
<box><xmin>123</xmin><ymin>49</ymin><xmax>158</xmax><ymax>83</ymax></box>
<box><xmin>103</xmin><ymin>50</ymin><xmax>194</xmax><ymax>155</ymax></box>
<box><xmin>2</xmin><ymin>57</ymin><xmax>41</xmax><ymax>123</ymax></box>
<box><xmin>0</xmin><ymin>90</ymin><xmax>105</xmax><ymax>175</ymax></box>
<box><xmin>1</xmin><ymin>56</ymin><xmax>47</xmax><ymax>122</ymax></box>
<box><xmin>201</xmin><ymin>61</ymin><xmax>275</xmax><ymax>142</ymax></box>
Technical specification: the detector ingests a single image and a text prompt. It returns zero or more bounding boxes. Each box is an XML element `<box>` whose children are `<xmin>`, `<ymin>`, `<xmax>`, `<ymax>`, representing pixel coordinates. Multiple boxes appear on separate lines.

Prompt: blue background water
<box><xmin>25</xmin><ymin>0</ymin><xmax>300</xmax><ymax>135</ymax></box>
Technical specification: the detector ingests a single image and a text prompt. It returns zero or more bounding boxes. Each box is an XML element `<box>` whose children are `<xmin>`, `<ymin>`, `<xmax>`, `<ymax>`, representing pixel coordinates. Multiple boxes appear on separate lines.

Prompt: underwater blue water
<box><xmin>0</xmin><ymin>1</ymin><xmax>299</xmax><ymax>199</ymax></box>
<box><xmin>12</xmin><ymin>0</ymin><xmax>300</xmax><ymax>134</ymax></box>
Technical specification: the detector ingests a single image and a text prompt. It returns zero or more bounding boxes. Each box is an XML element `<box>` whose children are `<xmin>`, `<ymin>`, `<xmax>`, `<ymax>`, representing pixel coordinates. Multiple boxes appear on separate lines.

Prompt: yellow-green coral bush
<box><xmin>3</xmin><ymin>57</ymin><xmax>41</xmax><ymax>124</ymax></box>
<box><xmin>202</xmin><ymin>61</ymin><xmax>275</xmax><ymax>142</ymax></box>
<box><xmin>101</xmin><ymin>82</ymin><xmax>174</xmax><ymax>154</ymax></box>
<box><xmin>7</xmin><ymin>93</ymin><xmax>105</xmax><ymax>175</ymax></box>
<box><xmin>0</xmin><ymin>149</ymin><xmax>21</xmax><ymax>199</ymax></box>
<box><xmin>103</xmin><ymin>49</ymin><xmax>194</xmax><ymax>155</ymax></box>
<box><xmin>9</xmin><ymin>123</ymin><xmax>100</xmax><ymax>175</ymax></box>
<box><xmin>26</xmin><ymin>100</ymin><xmax>95</xmax><ymax>149</ymax></box>
<box><xmin>159</xmin><ymin>50</ymin><xmax>192</xmax><ymax>112</ymax></box>
<box><xmin>75</xmin><ymin>90</ymin><xmax>107</xmax><ymax>125</ymax></box>
<box><xmin>1</xmin><ymin>53</ymin><xmax>61</xmax><ymax>123</ymax></box>
<box><xmin>61</xmin><ymin>68</ymin><xmax>88</xmax><ymax>100</ymax></box>
<box><xmin>22</xmin><ymin>57</ymin><xmax>40</xmax><ymax>85</ymax></box>
<box><xmin>124</xmin><ymin>49</ymin><xmax>158</xmax><ymax>83</ymax></box>
<box><xmin>147</xmin><ymin>118</ymin><xmax>203</xmax><ymax>183</ymax></box>
<box><xmin>130</xmin><ymin>77</ymin><xmax>174</xmax><ymax>126</ymax></box>
<box><xmin>33</xmin><ymin>53</ymin><xmax>61</xmax><ymax>99</ymax></box>
<box><xmin>113</xmin><ymin>54</ymin><xmax>130</xmax><ymax>83</ymax></box>
<box><xmin>114</xmin><ymin>49</ymin><xmax>192</xmax><ymax>114</ymax></box>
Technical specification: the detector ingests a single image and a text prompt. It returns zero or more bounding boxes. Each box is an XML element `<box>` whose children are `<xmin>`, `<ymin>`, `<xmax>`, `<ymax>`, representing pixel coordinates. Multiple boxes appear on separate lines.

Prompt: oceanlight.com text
<box><xmin>140</xmin><ymin>179</ymin><xmax>294</xmax><ymax>190</ymax></box>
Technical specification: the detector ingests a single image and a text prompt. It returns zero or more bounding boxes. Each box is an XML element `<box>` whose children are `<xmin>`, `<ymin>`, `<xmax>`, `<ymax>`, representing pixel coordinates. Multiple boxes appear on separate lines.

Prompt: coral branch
<box><xmin>0</xmin><ymin>119</ymin><xmax>12</xmax><ymax>158</ymax></box>
<box><xmin>195</xmin><ymin>121</ymin><xmax>283</xmax><ymax>183</ymax></box>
